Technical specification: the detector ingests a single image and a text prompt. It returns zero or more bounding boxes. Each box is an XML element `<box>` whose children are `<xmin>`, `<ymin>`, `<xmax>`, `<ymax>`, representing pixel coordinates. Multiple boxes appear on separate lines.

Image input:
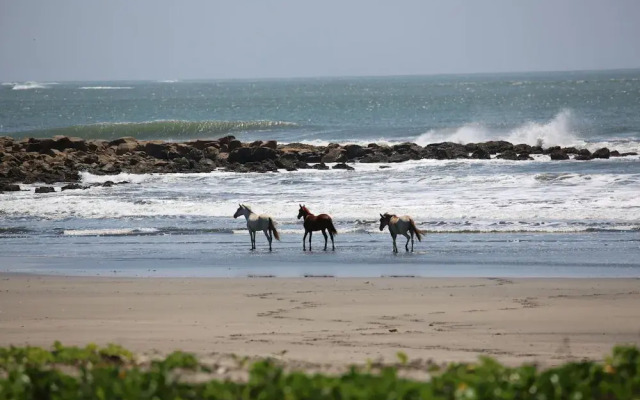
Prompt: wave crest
<box><xmin>19</xmin><ymin>120</ymin><xmax>299</xmax><ymax>140</ymax></box>
<box><xmin>414</xmin><ymin>110</ymin><xmax>580</xmax><ymax>148</ymax></box>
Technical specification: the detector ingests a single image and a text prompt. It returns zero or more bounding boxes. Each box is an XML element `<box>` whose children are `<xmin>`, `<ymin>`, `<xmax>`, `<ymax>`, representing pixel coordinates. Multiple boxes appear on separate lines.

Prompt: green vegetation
<box><xmin>1</xmin><ymin>343</ymin><xmax>639</xmax><ymax>399</ymax></box>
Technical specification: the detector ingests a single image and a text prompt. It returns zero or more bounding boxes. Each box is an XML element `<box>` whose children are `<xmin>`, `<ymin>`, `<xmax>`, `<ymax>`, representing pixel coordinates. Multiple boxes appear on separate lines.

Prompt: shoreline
<box><xmin>1</xmin><ymin>135</ymin><xmax>636</xmax><ymax>189</ymax></box>
<box><xmin>2</xmin><ymin>274</ymin><xmax>639</xmax><ymax>369</ymax></box>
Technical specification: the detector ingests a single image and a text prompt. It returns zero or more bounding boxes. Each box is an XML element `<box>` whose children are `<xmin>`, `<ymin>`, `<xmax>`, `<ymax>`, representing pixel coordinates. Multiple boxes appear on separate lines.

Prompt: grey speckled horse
<box><xmin>379</xmin><ymin>213</ymin><xmax>424</xmax><ymax>253</ymax></box>
<box><xmin>234</xmin><ymin>204</ymin><xmax>280</xmax><ymax>251</ymax></box>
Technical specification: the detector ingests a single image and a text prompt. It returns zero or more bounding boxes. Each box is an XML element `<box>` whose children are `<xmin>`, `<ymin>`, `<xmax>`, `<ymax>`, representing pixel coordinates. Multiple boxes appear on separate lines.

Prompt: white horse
<box><xmin>233</xmin><ymin>204</ymin><xmax>280</xmax><ymax>251</ymax></box>
<box><xmin>379</xmin><ymin>213</ymin><xmax>424</xmax><ymax>253</ymax></box>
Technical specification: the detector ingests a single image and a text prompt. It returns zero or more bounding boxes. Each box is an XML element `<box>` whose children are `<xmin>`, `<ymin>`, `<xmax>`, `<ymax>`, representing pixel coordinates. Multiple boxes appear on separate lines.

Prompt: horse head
<box><xmin>233</xmin><ymin>204</ymin><xmax>246</xmax><ymax>219</ymax></box>
<box><xmin>379</xmin><ymin>213</ymin><xmax>392</xmax><ymax>231</ymax></box>
<box><xmin>297</xmin><ymin>204</ymin><xmax>309</xmax><ymax>220</ymax></box>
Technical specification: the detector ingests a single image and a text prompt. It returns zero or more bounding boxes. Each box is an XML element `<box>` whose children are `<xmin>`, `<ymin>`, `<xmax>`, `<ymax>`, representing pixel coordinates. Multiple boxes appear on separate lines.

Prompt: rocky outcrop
<box><xmin>0</xmin><ymin>135</ymin><xmax>635</xmax><ymax>184</ymax></box>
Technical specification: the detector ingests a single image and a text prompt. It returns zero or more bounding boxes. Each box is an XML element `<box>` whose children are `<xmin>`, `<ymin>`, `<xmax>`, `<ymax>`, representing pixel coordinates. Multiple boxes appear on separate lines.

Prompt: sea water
<box><xmin>1</xmin><ymin>70</ymin><xmax>639</xmax><ymax>277</ymax></box>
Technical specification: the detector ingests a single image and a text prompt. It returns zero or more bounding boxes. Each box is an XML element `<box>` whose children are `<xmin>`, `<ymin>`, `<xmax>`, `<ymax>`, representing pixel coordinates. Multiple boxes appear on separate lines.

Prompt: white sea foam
<box><xmin>414</xmin><ymin>110</ymin><xmax>580</xmax><ymax>148</ymax></box>
<box><xmin>79</xmin><ymin>86</ymin><xmax>133</xmax><ymax>90</ymax></box>
<box><xmin>63</xmin><ymin>228</ymin><xmax>159</xmax><ymax>236</ymax></box>
<box><xmin>3</xmin><ymin>160</ymin><xmax>638</xmax><ymax>233</ymax></box>
<box><xmin>11</xmin><ymin>81</ymin><xmax>50</xmax><ymax>90</ymax></box>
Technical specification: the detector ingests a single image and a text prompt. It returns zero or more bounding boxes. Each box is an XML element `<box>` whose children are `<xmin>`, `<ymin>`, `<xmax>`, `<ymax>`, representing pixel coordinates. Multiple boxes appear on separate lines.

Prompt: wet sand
<box><xmin>1</xmin><ymin>274</ymin><xmax>639</xmax><ymax>370</ymax></box>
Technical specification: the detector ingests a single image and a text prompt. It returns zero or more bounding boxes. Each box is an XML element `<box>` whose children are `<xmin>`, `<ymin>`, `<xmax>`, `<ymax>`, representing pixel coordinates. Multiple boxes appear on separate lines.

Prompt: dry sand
<box><xmin>1</xmin><ymin>274</ymin><xmax>639</xmax><ymax>371</ymax></box>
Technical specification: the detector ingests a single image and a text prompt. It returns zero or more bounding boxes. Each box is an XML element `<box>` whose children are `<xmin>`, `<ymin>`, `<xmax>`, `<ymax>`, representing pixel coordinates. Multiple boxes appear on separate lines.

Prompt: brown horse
<box><xmin>297</xmin><ymin>204</ymin><xmax>337</xmax><ymax>251</ymax></box>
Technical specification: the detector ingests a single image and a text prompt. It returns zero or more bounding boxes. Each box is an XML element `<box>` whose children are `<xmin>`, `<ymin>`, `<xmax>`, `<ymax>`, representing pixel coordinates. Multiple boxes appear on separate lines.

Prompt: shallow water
<box><xmin>1</xmin><ymin>71</ymin><xmax>639</xmax><ymax>277</ymax></box>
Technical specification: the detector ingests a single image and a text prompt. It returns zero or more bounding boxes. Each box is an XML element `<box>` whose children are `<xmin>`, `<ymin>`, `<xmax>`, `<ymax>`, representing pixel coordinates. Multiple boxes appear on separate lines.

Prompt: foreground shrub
<box><xmin>1</xmin><ymin>344</ymin><xmax>639</xmax><ymax>399</ymax></box>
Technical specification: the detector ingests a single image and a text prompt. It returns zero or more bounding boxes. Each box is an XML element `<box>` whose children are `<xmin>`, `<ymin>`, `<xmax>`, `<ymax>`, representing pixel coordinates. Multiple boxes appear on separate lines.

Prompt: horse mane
<box><xmin>300</xmin><ymin>205</ymin><xmax>311</xmax><ymax>214</ymax></box>
<box><xmin>382</xmin><ymin>213</ymin><xmax>396</xmax><ymax>219</ymax></box>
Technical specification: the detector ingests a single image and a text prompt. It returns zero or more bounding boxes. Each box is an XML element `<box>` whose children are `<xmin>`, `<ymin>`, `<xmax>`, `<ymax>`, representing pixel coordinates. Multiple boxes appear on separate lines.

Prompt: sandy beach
<box><xmin>1</xmin><ymin>274</ymin><xmax>639</xmax><ymax>371</ymax></box>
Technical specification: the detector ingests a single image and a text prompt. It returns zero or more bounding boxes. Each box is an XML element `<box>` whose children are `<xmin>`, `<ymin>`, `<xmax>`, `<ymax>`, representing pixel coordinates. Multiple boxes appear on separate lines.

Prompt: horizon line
<box><xmin>3</xmin><ymin>66</ymin><xmax>640</xmax><ymax>85</ymax></box>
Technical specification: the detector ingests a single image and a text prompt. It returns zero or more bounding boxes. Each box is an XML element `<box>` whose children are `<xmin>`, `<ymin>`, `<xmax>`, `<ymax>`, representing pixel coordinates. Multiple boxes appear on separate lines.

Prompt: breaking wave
<box><xmin>79</xmin><ymin>86</ymin><xmax>133</xmax><ymax>90</ymax></box>
<box><xmin>414</xmin><ymin>110</ymin><xmax>580</xmax><ymax>148</ymax></box>
<box><xmin>18</xmin><ymin>120</ymin><xmax>299</xmax><ymax>141</ymax></box>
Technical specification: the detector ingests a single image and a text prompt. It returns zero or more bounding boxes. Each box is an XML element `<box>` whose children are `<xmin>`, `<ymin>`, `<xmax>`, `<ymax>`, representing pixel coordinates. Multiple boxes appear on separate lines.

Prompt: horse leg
<box><xmin>329</xmin><ymin>230</ymin><xmax>335</xmax><ymax>251</ymax></box>
<box><xmin>308</xmin><ymin>231</ymin><xmax>313</xmax><ymax>251</ymax></box>
<box><xmin>391</xmin><ymin>233</ymin><xmax>397</xmax><ymax>253</ymax></box>
<box><xmin>303</xmin><ymin>231</ymin><xmax>308</xmax><ymax>251</ymax></box>
<box><xmin>410</xmin><ymin>230</ymin><xmax>415</xmax><ymax>252</ymax></box>
<box><xmin>322</xmin><ymin>229</ymin><xmax>328</xmax><ymax>251</ymax></box>
<box><xmin>252</xmin><ymin>231</ymin><xmax>257</xmax><ymax>250</ymax></box>
<box><xmin>263</xmin><ymin>229</ymin><xmax>272</xmax><ymax>251</ymax></box>
<box><xmin>403</xmin><ymin>232</ymin><xmax>411</xmax><ymax>252</ymax></box>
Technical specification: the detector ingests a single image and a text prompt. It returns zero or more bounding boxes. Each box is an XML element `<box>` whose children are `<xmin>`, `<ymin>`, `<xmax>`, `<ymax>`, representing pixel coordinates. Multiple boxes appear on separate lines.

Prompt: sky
<box><xmin>1</xmin><ymin>0</ymin><xmax>639</xmax><ymax>81</ymax></box>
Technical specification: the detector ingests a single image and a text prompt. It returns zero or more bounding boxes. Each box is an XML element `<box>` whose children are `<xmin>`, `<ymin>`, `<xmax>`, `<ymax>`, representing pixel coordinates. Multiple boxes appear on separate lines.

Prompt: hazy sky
<box><xmin>1</xmin><ymin>0</ymin><xmax>639</xmax><ymax>81</ymax></box>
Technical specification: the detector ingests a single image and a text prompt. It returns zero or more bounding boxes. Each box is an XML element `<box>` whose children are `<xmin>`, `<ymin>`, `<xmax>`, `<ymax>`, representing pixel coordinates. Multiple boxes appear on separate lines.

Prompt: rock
<box><xmin>61</xmin><ymin>183</ymin><xmax>88</xmax><ymax>191</ymax></box>
<box><xmin>298</xmin><ymin>152</ymin><xmax>322</xmax><ymax>163</ymax></box>
<box><xmin>471</xmin><ymin>148</ymin><xmax>491</xmax><ymax>159</ymax></box>
<box><xmin>35</xmin><ymin>186</ymin><xmax>55</xmax><ymax>194</ymax></box>
<box><xmin>228</xmin><ymin>139</ymin><xmax>243</xmax><ymax>151</ymax></box>
<box><xmin>574</xmin><ymin>154</ymin><xmax>592</xmax><ymax>161</ymax></box>
<box><xmin>359</xmin><ymin>153</ymin><xmax>389</xmax><ymax>163</ymax></box>
<box><xmin>203</xmin><ymin>146</ymin><xmax>219</xmax><ymax>160</ymax></box>
<box><xmin>562</xmin><ymin>147</ymin><xmax>580</xmax><ymax>154</ymax></box>
<box><xmin>544</xmin><ymin>146</ymin><xmax>562</xmax><ymax>155</ymax></box>
<box><xmin>549</xmin><ymin>150</ymin><xmax>569</xmax><ymax>160</ymax></box>
<box><xmin>344</xmin><ymin>144</ymin><xmax>367</xmax><ymax>159</ymax></box>
<box><xmin>228</xmin><ymin>147</ymin><xmax>253</xmax><ymax>163</ymax></box>
<box><xmin>142</xmin><ymin>141</ymin><xmax>170</xmax><ymax>159</ymax></box>
<box><xmin>0</xmin><ymin>183</ymin><xmax>20</xmax><ymax>192</ymax></box>
<box><xmin>591</xmin><ymin>148</ymin><xmax>610</xmax><ymax>159</ymax></box>
<box><xmin>513</xmin><ymin>144</ymin><xmax>532</xmax><ymax>154</ymax></box>
<box><xmin>389</xmin><ymin>153</ymin><xmax>412</xmax><ymax>163</ymax></box>
<box><xmin>496</xmin><ymin>150</ymin><xmax>519</xmax><ymax>160</ymax></box>
<box><xmin>476</xmin><ymin>141</ymin><xmax>514</xmax><ymax>154</ymax></box>
<box><xmin>321</xmin><ymin>148</ymin><xmax>347</xmax><ymax>163</ymax></box>
<box><xmin>263</xmin><ymin>140</ymin><xmax>278</xmax><ymax>149</ymax></box>
<box><xmin>621</xmin><ymin>152</ymin><xmax>638</xmax><ymax>157</ymax></box>
<box><xmin>332</xmin><ymin>163</ymin><xmax>355</xmax><ymax>170</ymax></box>
<box><xmin>312</xmin><ymin>162</ymin><xmax>330</xmax><ymax>170</ymax></box>
<box><xmin>218</xmin><ymin>135</ymin><xmax>236</xmax><ymax>146</ymax></box>
<box><xmin>610</xmin><ymin>150</ymin><xmax>621</xmax><ymax>157</ymax></box>
<box><xmin>578</xmin><ymin>149</ymin><xmax>591</xmax><ymax>157</ymax></box>
<box><xmin>252</xmin><ymin>147</ymin><xmax>278</xmax><ymax>162</ymax></box>
<box><xmin>517</xmin><ymin>152</ymin><xmax>534</xmax><ymax>161</ymax></box>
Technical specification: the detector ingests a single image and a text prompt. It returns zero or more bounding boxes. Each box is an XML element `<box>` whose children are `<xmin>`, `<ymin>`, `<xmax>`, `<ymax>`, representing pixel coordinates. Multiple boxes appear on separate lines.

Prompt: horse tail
<box><xmin>328</xmin><ymin>219</ymin><xmax>338</xmax><ymax>235</ymax></box>
<box><xmin>410</xmin><ymin>219</ymin><xmax>423</xmax><ymax>241</ymax></box>
<box><xmin>269</xmin><ymin>218</ymin><xmax>280</xmax><ymax>241</ymax></box>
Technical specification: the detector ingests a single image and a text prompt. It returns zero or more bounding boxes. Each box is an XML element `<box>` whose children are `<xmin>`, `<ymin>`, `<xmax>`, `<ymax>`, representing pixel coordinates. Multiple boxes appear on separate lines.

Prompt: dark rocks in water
<box><xmin>0</xmin><ymin>135</ymin><xmax>630</xmax><ymax>184</ymax></box>
<box><xmin>321</xmin><ymin>148</ymin><xmax>347</xmax><ymax>163</ymax></box>
<box><xmin>312</xmin><ymin>162</ymin><xmax>330</xmax><ymax>170</ymax></box>
<box><xmin>513</xmin><ymin>144</ymin><xmax>532</xmax><ymax>154</ymax></box>
<box><xmin>578</xmin><ymin>149</ymin><xmax>591</xmax><ymax>157</ymax></box>
<box><xmin>332</xmin><ymin>162</ymin><xmax>355</xmax><ymax>170</ymax></box>
<box><xmin>61</xmin><ymin>183</ymin><xmax>88</xmax><ymax>191</ymax></box>
<box><xmin>35</xmin><ymin>186</ymin><xmax>55</xmax><ymax>194</ymax></box>
<box><xmin>621</xmin><ymin>152</ymin><xmax>638</xmax><ymax>156</ymax></box>
<box><xmin>496</xmin><ymin>150</ymin><xmax>519</xmax><ymax>160</ymax></box>
<box><xmin>298</xmin><ymin>152</ymin><xmax>322</xmax><ymax>163</ymax></box>
<box><xmin>360</xmin><ymin>153</ymin><xmax>389</xmax><ymax>163</ymax></box>
<box><xmin>389</xmin><ymin>153</ymin><xmax>412</xmax><ymax>163</ymax></box>
<box><xmin>562</xmin><ymin>147</ymin><xmax>580</xmax><ymax>154</ymax></box>
<box><xmin>471</xmin><ymin>148</ymin><xmax>491</xmax><ymax>159</ymax></box>
<box><xmin>517</xmin><ymin>152</ymin><xmax>534</xmax><ymax>161</ymax></box>
<box><xmin>0</xmin><ymin>183</ymin><xmax>20</xmax><ymax>192</ymax></box>
<box><xmin>228</xmin><ymin>146</ymin><xmax>278</xmax><ymax>164</ymax></box>
<box><xmin>549</xmin><ymin>150</ymin><xmax>570</xmax><ymax>160</ymax></box>
<box><xmin>591</xmin><ymin>147</ymin><xmax>610</xmax><ymax>159</ymax></box>
<box><xmin>344</xmin><ymin>144</ymin><xmax>367</xmax><ymax>159</ymax></box>
<box><xmin>227</xmin><ymin>139</ymin><xmax>242</xmax><ymax>152</ymax></box>
<box><xmin>476</xmin><ymin>141</ymin><xmax>513</xmax><ymax>154</ymax></box>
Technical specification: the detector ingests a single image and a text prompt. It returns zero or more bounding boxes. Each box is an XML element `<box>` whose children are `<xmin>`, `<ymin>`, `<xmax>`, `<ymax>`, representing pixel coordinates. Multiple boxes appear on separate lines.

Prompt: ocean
<box><xmin>1</xmin><ymin>70</ymin><xmax>639</xmax><ymax>277</ymax></box>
